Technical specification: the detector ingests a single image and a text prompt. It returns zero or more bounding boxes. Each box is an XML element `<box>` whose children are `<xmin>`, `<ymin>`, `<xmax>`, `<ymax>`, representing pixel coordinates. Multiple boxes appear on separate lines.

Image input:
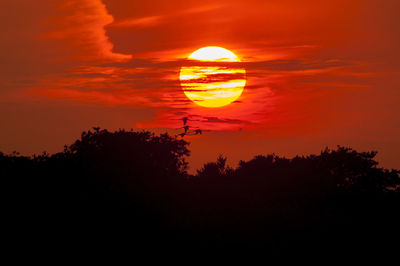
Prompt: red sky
<box><xmin>1</xmin><ymin>0</ymin><xmax>399</xmax><ymax>172</ymax></box>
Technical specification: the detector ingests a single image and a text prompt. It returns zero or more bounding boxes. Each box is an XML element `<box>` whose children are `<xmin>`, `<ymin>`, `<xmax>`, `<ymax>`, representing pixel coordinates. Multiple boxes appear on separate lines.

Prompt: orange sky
<box><xmin>1</xmin><ymin>0</ymin><xmax>399</xmax><ymax>172</ymax></box>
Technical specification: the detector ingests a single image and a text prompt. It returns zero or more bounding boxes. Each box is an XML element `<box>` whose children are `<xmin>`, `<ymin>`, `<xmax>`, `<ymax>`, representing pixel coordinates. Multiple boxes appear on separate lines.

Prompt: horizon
<box><xmin>2</xmin><ymin>126</ymin><xmax>399</xmax><ymax>252</ymax></box>
<box><xmin>2</xmin><ymin>126</ymin><xmax>397</xmax><ymax>175</ymax></box>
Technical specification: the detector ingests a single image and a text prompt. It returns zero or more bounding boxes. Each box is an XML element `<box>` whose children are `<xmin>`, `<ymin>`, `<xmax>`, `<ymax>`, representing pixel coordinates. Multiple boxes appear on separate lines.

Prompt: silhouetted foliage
<box><xmin>2</xmin><ymin>129</ymin><xmax>399</xmax><ymax>254</ymax></box>
<box><xmin>196</xmin><ymin>155</ymin><xmax>233</xmax><ymax>179</ymax></box>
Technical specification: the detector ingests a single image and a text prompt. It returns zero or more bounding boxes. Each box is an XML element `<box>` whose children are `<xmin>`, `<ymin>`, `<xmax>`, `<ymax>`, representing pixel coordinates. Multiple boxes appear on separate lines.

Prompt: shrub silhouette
<box><xmin>1</xmin><ymin>128</ymin><xmax>399</xmax><ymax>252</ymax></box>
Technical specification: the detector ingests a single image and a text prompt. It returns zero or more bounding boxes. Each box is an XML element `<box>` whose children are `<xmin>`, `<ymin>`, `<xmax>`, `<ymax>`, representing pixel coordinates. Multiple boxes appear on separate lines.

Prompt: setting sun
<box><xmin>180</xmin><ymin>46</ymin><xmax>246</xmax><ymax>108</ymax></box>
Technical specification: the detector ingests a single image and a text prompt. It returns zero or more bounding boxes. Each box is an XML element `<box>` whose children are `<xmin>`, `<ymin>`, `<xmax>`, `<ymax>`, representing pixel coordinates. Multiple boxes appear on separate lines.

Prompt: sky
<box><xmin>1</xmin><ymin>0</ymin><xmax>399</xmax><ymax>172</ymax></box>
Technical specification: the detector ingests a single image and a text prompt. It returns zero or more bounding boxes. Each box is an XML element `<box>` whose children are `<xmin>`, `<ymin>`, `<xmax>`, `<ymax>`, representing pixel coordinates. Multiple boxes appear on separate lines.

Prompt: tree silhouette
<box><xmin>196</xmin><ymin>155</ymin><xmax>233</xmax><ymax>179</ymax></box>
<box><xmin>1</xmin><ymin>129</ymin><xmax>399</xmax><ymax>253</ymax></box>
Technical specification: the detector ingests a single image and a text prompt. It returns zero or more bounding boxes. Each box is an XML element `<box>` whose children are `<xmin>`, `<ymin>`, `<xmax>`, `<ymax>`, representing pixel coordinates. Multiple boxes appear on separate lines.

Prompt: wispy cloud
<box><xmin>110</xmin><ymin>16</ymin><xmax>162</xmax><ymax>28</ymax></box>
<box><xmin>108</xmin><ymin>4</ymin><xmax>225</xmax><ymax>29</ymax></box>
<box><xmin>44</xmin><ymin>0</ymin><xmax>131</xmax><ymax>62</ymax></box>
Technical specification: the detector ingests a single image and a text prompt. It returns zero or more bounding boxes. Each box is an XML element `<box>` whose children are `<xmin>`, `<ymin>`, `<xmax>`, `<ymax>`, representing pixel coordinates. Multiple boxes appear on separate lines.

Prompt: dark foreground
<box><xmin>2</xmin><ymin>128</ymin><xmax>399</xmax><ymax>254</ymax></box>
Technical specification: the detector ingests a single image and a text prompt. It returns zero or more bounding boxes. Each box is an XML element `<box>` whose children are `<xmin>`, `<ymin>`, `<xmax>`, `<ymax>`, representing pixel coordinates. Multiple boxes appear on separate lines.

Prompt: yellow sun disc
<box><xmin>180</xmin><ymin>46</ymin><xmax>246</xmax><ymax>108</ymax></box>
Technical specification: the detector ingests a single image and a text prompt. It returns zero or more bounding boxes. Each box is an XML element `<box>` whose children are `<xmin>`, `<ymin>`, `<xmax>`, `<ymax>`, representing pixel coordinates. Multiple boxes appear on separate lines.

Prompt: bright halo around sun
<box><xmin>180</xmin><ymin>46</ymin><xmax>246</xmax><ymax>108</ymax></box>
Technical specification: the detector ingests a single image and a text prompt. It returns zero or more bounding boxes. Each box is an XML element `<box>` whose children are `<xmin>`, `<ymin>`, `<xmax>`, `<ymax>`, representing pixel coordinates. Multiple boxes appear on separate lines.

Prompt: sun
<box><xmin>180</xmin><ymin>46</ymin><xmax>246</xmax><ymax>108</ymax></box>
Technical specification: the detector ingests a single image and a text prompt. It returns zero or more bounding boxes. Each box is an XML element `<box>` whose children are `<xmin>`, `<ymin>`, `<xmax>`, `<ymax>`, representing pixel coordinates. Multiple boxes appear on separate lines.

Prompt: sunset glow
<box><xmin>180</xmin><ymin>47</ymin><xmax>246</xmax><ymax>108</ymax></box>
<box><xmin>1</xmin><ymin>0</ymin><xmax>399</xmax><ymax>172</ymax></box>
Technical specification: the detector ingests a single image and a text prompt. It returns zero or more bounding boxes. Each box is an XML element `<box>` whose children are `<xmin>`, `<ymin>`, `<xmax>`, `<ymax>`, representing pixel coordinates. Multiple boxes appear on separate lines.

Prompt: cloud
<box><xmin>44</xmin><ymin>0</ymin><xmax>132</xmax><ymax>63</ymax></box>
<box><xmin>108</xmin><ymin>3</ymin><xmax>225</xmax><ymax>29</ymax></box>
<box><xmin>202</xmin><ymin>117</ymin><xmax>252</xmax><ymax>125</ymax></box>
<box><xmin>0</xmin><ymin>0</ymin><xmax>132</xmax><ymax>100</ymax></box>
<box><xmin>110</xmin><ymin>16</ymin><xmax>162</xmax><ymax>28</ymax></box>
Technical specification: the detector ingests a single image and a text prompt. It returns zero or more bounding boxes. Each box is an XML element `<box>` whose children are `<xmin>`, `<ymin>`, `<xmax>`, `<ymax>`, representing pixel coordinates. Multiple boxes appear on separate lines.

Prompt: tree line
<box><xmin>2</xmin><ymin>128</ymin><xmax>399</xmax><ymax>253</ymax></box>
